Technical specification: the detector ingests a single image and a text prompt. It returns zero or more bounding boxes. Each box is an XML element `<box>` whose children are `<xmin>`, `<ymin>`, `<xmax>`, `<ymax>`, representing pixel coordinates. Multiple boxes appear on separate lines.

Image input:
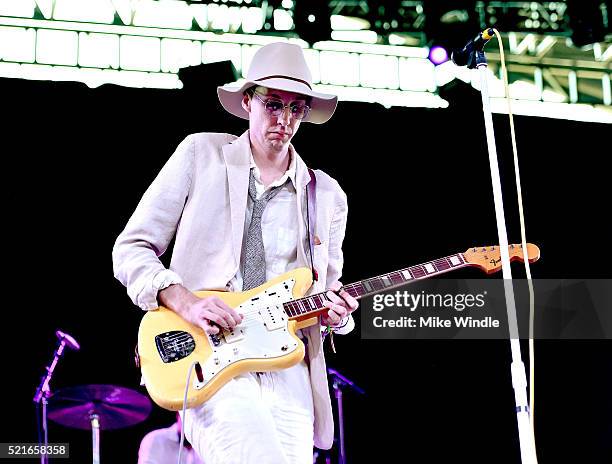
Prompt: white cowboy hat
<box><xmin>217</xmin><ymin>42</ymin><xmax>338</xmax><ymax>124</ymax></box>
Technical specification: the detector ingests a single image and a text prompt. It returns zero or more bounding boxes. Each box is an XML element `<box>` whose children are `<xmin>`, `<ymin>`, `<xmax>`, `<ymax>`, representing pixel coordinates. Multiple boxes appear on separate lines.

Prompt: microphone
<box><xmin>451</xmin><ymin>28</ymin><xmax>495</xmax><ymax>67</ymax></box>
<box><xmin>56</xmin><ymin>330</ymin><xmax>80</xmax><ymax>351</ymax></box>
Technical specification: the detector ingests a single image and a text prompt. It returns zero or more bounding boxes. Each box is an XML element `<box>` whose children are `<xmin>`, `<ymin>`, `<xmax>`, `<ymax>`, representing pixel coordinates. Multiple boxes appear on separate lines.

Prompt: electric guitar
<box><xmin>138</xmin><ymin>243</ymin><xmax>540</xmax><ymax>410</ymax></box>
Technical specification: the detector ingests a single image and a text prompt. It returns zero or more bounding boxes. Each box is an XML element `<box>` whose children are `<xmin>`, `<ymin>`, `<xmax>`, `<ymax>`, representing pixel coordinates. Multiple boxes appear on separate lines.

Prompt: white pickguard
<box><xmin>192</xmin><ymin>278</ymin><xmax>301</xmax><ymax>390</ymax></box>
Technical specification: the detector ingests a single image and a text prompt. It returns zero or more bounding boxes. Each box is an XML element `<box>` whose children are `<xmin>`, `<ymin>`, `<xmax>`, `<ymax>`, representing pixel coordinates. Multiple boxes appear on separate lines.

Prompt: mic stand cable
<box><xmin>467</xmin><ymin>29</ymin><xmax>539</xmax><ymax>464</ymax></box>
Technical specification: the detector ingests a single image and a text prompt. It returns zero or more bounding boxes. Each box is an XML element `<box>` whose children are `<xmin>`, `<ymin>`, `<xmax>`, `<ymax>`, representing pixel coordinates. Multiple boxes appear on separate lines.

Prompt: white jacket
<box><xmin>113</xmin><ymin>130</ymin><xmax>353</xmax><ymax>449</ymax></box>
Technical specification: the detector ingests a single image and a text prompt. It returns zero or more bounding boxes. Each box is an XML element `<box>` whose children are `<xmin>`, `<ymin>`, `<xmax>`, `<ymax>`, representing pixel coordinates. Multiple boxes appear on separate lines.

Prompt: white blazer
<box><xmin>113</xmin><ymin>130</ymin><xmax>353</xmax><ymax>449</ymax></box>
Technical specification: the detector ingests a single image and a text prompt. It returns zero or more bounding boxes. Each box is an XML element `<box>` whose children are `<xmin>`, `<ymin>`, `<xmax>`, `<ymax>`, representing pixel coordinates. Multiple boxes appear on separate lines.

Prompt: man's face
<box><xmin>242</xmin><ymin>86</ymin><xmax>309</xmax><ymax>154</ymax></box>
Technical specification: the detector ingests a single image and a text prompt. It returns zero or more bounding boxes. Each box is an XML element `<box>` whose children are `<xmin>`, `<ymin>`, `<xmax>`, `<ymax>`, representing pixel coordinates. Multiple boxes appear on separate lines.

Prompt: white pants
<box><xmin>183</xmin><ymin>360</ymin><xmax>315</xmax><ymax>464</ymax></box>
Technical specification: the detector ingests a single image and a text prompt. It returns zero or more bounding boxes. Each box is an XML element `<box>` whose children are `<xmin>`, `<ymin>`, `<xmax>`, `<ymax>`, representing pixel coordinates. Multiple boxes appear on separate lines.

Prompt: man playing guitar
<box><xmin>113</xmin><ymin>42</ymin><xmax>358</xmax><ymax>464</ymax></box>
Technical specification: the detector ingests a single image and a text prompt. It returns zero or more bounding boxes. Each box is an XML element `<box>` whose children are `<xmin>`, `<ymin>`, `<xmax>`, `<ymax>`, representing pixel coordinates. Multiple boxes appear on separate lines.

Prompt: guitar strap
<box><xmin>306</xmin><ymin>168</ymin><xmax>318</xmax><ymax>282</ymax></box>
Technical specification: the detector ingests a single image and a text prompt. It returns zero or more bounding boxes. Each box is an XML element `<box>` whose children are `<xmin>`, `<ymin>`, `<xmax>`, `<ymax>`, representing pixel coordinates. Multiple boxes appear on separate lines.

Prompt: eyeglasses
<box><xmin>252</xmin><ymin>92</ymin><xmax>311</xmax><ymax>120</ymax></box>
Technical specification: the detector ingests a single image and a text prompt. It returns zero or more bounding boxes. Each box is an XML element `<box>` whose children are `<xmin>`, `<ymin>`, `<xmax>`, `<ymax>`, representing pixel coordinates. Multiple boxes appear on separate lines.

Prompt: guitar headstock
<box><xmin>463</xmin><ymin>243</ymin><xmax>540</xmax><ymax>274</ymax></box>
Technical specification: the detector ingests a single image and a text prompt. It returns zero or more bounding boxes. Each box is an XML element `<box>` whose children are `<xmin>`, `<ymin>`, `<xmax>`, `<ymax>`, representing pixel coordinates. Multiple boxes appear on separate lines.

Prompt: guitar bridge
<box><xmin>155</xmin><ymin>331</ymin><xmax>195</xmax><ymax>363</ymax></box>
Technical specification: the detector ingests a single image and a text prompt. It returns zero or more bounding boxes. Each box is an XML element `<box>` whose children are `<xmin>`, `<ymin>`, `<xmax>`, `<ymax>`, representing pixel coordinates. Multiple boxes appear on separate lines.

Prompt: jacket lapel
<box><xmin>293</xmin><ymin>148</ymin><xmax>313</xmax><ymax>270</ymax></box>
<box><xmin>222</xmin><ymin>131</ymin><xmax>251</xmax><ymax>268</ymax></box>
<box><xmin>293</xmin><ymin>151</ymin><xmax>323</xmax><ymax>385</ymax></box>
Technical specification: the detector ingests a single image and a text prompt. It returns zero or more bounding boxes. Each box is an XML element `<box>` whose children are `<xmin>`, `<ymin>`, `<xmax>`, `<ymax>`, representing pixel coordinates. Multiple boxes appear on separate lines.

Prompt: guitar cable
<box><xmin>177</xmin><ymin>361</ymin><xmax>198</xmax><ymax>464</ymax></box>
<box><xmin>491</xmin><ymin>29</ymin><xmax>538</xmax><ymax>437</ymax></box>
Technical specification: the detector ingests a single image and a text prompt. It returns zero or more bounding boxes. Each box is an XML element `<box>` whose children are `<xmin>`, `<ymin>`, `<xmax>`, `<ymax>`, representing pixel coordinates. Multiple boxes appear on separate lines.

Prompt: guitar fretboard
<box><xmin>283</xmin><ymin>253</ymin><xmax>467</xmax><ymax>319</ymax></box>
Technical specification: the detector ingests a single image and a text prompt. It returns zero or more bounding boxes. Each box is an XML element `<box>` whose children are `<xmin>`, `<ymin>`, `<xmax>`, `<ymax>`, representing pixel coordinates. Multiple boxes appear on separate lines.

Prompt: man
<box><xmin>113</xmin><ymin>42</ymin><xmax>358</xmax><ymax>464</ymax></box>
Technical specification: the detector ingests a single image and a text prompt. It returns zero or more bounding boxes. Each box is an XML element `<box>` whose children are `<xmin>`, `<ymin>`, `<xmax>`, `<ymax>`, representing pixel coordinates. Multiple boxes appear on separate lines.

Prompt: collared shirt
<box><xmin>228</xmin><ymin>148</ymin><xmax>308</xmax><ymax>293</ymax></box>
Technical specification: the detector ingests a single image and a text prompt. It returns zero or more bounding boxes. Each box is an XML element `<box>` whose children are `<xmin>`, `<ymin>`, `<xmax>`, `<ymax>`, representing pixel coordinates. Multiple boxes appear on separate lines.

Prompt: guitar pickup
<box><xmin>259</xmin><ymin>305</ymin><xmax>287</xmax><ymax>331</ymax></box>
<box><xmin>223</xmin><ymin>326</ymin><xmax>245</xmax><ymax>343</ymax></box>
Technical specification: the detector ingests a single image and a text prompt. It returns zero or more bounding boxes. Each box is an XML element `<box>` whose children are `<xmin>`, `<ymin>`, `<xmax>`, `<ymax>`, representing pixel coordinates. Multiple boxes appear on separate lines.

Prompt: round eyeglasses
<box><xmin>252</xmin><ymin>92</ymin><xmax>311</xmax><ymax>120</ymax></box>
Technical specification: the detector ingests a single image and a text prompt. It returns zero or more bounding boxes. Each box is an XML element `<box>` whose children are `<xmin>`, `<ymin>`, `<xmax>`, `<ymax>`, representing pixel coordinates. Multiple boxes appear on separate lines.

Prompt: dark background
<box><xmin>2</xmin><ymin>72</ymin><xmax>610</xmax><ymax>463</ymax></box>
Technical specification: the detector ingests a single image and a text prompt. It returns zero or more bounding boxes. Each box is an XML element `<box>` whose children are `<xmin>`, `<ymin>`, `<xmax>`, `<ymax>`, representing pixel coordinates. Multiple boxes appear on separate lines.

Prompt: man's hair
<box><xmin>244</xmin><ymin>85</ymin><xmax>256</xmax><ymax>97</ymax></box>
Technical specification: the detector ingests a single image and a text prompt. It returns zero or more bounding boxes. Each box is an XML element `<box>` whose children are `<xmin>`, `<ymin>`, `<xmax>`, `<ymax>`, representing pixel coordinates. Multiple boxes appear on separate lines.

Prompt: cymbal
<box><xmin>47</xmin><ymin>384</ymin><xmax>152</xmax><ymax>430</ymax></box>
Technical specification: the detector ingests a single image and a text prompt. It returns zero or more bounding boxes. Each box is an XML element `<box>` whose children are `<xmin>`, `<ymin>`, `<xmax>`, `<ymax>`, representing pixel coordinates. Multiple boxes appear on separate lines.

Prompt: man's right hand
<box><xmin>158</xmin><ymin>284</ymin><xmax>243</xmax><ymax>335</ymax></box>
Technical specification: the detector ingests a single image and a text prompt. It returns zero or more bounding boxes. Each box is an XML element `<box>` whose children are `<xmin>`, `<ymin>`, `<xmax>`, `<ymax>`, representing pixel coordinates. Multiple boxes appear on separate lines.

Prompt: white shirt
<box><xmin>228</xmin><ymin>149</ymin><xmax>307</xmax><ymax>293</ymax></box>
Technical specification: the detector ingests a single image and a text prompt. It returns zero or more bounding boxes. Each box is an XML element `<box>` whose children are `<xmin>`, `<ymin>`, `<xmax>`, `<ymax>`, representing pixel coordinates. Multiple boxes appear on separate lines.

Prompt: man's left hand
<box><xmin>321</xmin><ymin>281</ymin><xmax>359</xmax><ymax>327</ymax></box>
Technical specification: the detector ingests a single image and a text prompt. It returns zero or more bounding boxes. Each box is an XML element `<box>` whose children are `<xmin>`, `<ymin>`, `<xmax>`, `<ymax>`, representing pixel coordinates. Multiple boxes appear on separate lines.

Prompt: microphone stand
<box><xmin>467</xmin><ymin>49</ymin><xmax>538</xmax><ymax>464</ymax></box>
<box><xmin>33</xmin><ymin>336</ymin><xmax>70</xmax><ymax>464</ymax></box>
<box><xmin>327</xmin><ymin>368</ymin><xmax>365</xmax><ymax>464</ymax></box>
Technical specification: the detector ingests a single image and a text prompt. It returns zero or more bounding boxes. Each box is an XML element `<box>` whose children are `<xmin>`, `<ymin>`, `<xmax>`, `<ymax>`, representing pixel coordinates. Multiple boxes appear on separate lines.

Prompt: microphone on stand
<box><xmin>451</xmin><ymin>28</ymin><xmax>495</xmax><ymax>67</ymax></box>
<box><xmin>56</xmin><ymin>330</ymin><xmax>80</xmax><ymax>351</ymax></box>
<box><xmin>34</xmin><ymin>330</ymin><xmax>81</xmax><ymax>464</ymax></box>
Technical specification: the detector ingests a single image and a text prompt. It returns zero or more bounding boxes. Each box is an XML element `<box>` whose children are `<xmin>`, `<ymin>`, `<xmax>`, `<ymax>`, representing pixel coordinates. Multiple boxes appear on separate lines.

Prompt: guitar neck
<box><xmin>284</xmin><ymin>252</ymin><xmax>469</xmax><ymax>320</ymax></box>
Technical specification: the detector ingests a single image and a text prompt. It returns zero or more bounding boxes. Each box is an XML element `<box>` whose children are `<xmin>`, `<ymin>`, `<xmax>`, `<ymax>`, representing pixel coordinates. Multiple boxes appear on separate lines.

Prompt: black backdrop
<box><xmin>2</xmin><ymin>74</ymin><xmax>610</xmax><ymax>463</ymax></box>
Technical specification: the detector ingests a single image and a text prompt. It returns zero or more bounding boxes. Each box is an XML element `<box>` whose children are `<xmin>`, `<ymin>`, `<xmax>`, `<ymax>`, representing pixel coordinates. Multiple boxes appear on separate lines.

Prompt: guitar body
<box><xmin>138</xmin><ymin>268</ymin><xmax>315</xmax><ymax>411</ymax></box>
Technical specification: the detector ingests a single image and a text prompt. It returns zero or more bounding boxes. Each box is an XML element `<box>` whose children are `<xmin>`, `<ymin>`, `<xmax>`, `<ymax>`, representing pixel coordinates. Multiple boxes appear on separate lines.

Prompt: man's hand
<box><xmin>321</xmin><ymin>281</ymin><xmax>359</xmax><ymax>327</ymax></box>
<box><xmin>158</xmin><ymin>284</ymin><xmax>243</xmax><ymax>335</ymax></box>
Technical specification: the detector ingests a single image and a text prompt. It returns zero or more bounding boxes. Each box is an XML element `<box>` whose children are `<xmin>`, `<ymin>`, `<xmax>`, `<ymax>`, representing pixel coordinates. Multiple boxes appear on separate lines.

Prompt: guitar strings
<box><xmin>161</xmin><ymin>273</ymin><xmax>441</xmax><ymax>340</ymax></box>
<box><xmin>159</xmin><ymin>311</ymin><xmax>321</xmax><ymax>347</ymax></box>
<box><xmin>166</xmin><ymin>250</ymin><xmax>513</xmax><ymax>339</ymax></box>
<box><xmin>178</xmin><ymin>262</ymin><xmax>464</xmax><ymax>324</ymax></box>
<box><xmin>161</xmin><ymin>256</ymin><xmax>497</xmax><ymax>342</ymax></box>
